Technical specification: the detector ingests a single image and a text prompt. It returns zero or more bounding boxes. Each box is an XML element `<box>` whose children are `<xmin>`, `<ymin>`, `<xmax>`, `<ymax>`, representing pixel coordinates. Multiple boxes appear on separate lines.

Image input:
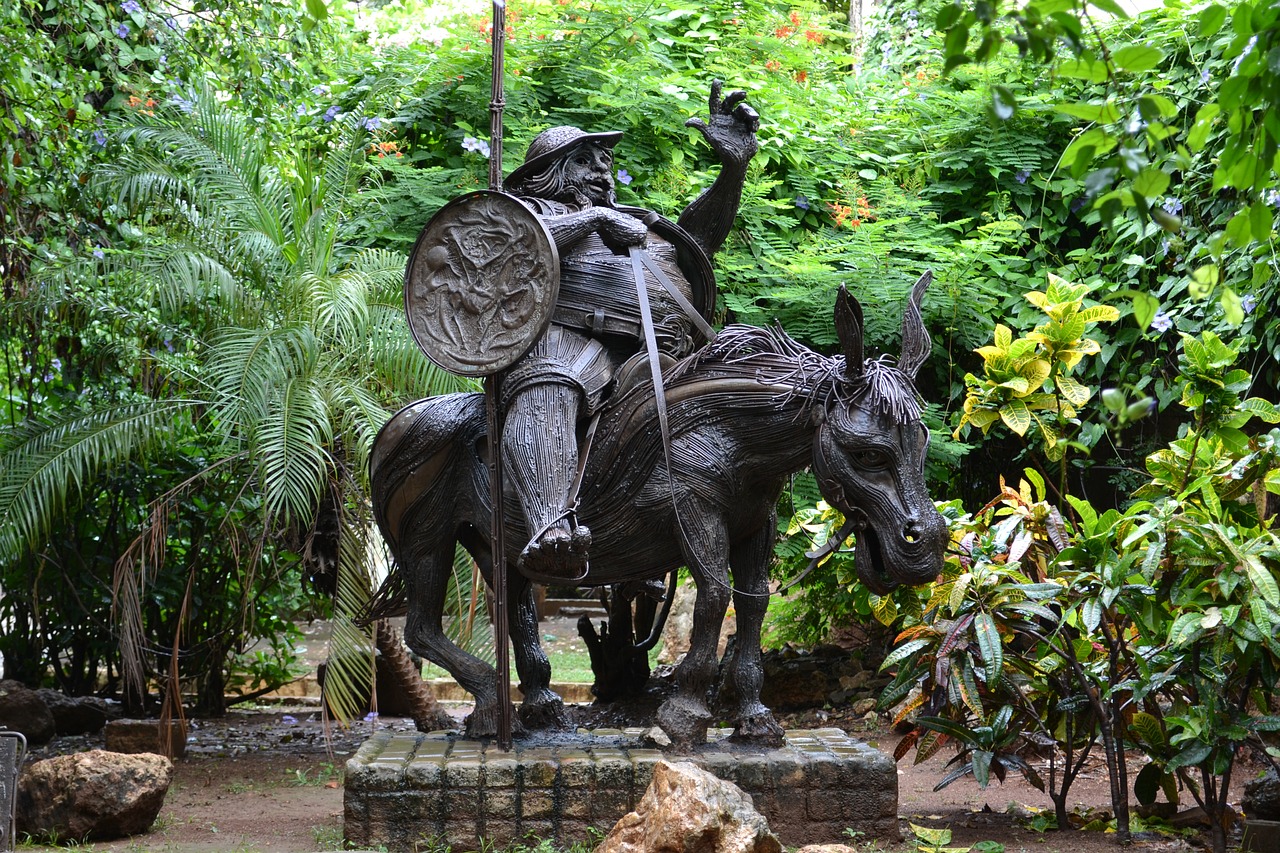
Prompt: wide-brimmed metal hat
<box><xmin>506</xmin><ymin>126</ymin><xmax>623</xmax><ymax>190</ymax></box>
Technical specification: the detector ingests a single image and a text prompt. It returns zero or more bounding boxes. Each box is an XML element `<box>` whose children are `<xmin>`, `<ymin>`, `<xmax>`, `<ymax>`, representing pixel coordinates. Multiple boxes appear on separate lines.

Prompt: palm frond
<box><xmin>323</xmin><ymin>502</ymin><xmax>379</xmax><ymax>723</ymax></box>
<box><xmin>0</xmin><ymin>400</ymin><xmax>199</xmax><ymax>560</ymax></box>
<box><xmin>258</xmin><ymin>375</ymin><xmax>333</xmax><ymax>525</ymax></box>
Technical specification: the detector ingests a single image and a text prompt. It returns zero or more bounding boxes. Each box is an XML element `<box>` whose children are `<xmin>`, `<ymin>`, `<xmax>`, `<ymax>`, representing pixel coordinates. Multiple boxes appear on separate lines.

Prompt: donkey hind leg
<box><xmin>401</xmin><ymin>539</ymin><xmax>514</xmax><ymax>739</ymax></box>
<box><xmin>727</xmin><ymin>518</ymin><xmax>785</xmax><ymax>746</ymax></box>
<box><xmin>656</xmin><ymin>500</ymin><xmax>732</xmax><ymax>751</ymax></box>
<box><xmin>509</xmin><ymin>575</ymin><xmax>569</xmax><ymax>731</ymax></box>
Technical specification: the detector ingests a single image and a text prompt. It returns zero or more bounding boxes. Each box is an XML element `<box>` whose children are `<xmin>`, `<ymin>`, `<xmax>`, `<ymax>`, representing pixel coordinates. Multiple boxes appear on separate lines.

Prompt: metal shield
<box><xmin>404</xmin><ymin>190</ymin><xmax>559</xmax><ymax>377</ymax></box>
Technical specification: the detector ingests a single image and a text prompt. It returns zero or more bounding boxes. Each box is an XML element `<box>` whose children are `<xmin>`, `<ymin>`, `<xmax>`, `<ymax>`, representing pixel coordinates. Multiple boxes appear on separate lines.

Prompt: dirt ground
<box><xmin>19</xmin><ymin>617</ymin><xmax>1253</xmax><ymax>853</ymax></box>
<box><xmin>22</xmin><ymin>700</ymin><xmax>1245</xmax><ymax>853</ymax></box>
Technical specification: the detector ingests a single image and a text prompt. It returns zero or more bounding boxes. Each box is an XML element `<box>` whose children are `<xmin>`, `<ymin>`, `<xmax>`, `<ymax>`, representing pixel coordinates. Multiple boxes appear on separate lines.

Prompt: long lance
<box><xmin>485</xmin><ymin>0</ymin><xmax>513</xmax><ymax>752</ymax></box>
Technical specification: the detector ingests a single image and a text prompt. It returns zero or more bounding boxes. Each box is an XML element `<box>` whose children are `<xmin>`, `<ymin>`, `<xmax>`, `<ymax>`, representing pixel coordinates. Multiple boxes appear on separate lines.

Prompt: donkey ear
<box><xmin>835</xmin><ymin>284</ymin><xmax>865</xmax><ymax>379</ymax></box>
<box><xmin>898</xmin><ymin>270</ymin><xmax>933</xmax><ymax>381</ymax></box>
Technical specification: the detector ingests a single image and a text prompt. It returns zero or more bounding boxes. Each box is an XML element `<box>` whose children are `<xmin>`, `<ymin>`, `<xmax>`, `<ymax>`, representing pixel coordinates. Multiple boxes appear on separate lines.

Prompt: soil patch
<box><xmin>21</xmin><ymin>702</ymin><xmax>1240</xmax><ymax>853</ymax></box>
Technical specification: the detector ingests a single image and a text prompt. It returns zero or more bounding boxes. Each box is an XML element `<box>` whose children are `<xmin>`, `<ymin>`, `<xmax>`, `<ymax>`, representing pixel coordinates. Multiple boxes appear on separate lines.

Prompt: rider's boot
<box><xmin>503</xmin><ymin>383</ymin><xmax>591</xmax><ymax>583</ymax></box>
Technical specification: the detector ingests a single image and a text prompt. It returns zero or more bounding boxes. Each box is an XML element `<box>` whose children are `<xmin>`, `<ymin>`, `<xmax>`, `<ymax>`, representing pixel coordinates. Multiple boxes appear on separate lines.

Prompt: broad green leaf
<box><xmin>1188</xmin><ymin>104</ymin><xmax>1220</xmax><ymax>152</ymax></box>
<box><xmin>305</xmin><ymin>0</ymin><xmax>328</xmax><ymax>19</ymax></box>
<box><xmin>1242</xmin><ymin>397</ymin><xmax>1280</xmax><ymax>423</ymax></box>
<box><xmin>1112</xmin><ymin>45</ymin><xmax>1165</xmax><ymax>73</ymax></box>
<box><xmin>1189</xmin><ymin>264</ymin><xmax>1220</xmax><ymax>298</ymax></box>
<box><xmin>1199</xmin><ymin>4</ymin><xmax>1227</xmax><ymax>37</ymax></box>
<box><xmin>1168</xmin><ymin>611</ymin><xmax>1205</xmax><ymax>648</ymax></box>
<box><xmin>1058</xmin><ymin>58</ymin><xmax>1108</xmax><ymax>82</ymax></box>
<box><xmin>1055</xmin><ymin>102</ymin><xmax>1121</xmax><ymax>122</ymax></box>
<box><xmin>1000</xmin><ymin>398</ymin><xmax>1033</xmax><ymax>436</ymax></box>
<box><xmin>1081</xmin><ymin>597</ymin><xmax>1102</xmax><ymax>632</ymax></box>
<box><xmin>1226</xmin><ymin>208</ymin><xmax>1253</xmax><ymax>247</ymax></box>
<box><xmin>1221</xmin><ymin>287</ymin><xmax>1244</xmax><ymax>326</ymax></box>
<box><xmin>1133</xmin><ymin>168</ymin><xmax>1170</xmax><ymax>197</ymax></box>
<box><xmin>974</xmin><ymin>612</ymin><xmax>1004</xmax><ymax>678</ymax></box>
<box><xmin>1056</xmin><ymin>374</ymin><xmax>1091</xmax><ymax>407</ymax></box>
<box><xmin>1132</xmin><ymin>292</ymin><xmax>1158</xmax><ymax>329</ymax></box>
<box><xmin>1246</xmin><ymin>559</ymin><xmax>1280</xmax><ymax>606</ymax></box>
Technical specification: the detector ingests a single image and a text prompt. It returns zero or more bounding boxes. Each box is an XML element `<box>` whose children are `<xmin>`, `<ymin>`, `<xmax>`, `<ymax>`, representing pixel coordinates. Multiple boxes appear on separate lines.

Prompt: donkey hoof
<box><xmin>656</xmin><ymin>696</ymin><xmax>711</xmax><ymax>751</ymax></box>
<box><xmin>730</xmin><ymin>712</ymin><xmax>785</xmax><ymax>747</ymax></box>
<box><xmin>518</xmin><ymin>693</ymin><xmax>570</xmax><ymax>731</ymax></box>
<box><xmin>464</xmin><ymin>704</ymin><xmax>524</xmax><ymax>740</ymax></box>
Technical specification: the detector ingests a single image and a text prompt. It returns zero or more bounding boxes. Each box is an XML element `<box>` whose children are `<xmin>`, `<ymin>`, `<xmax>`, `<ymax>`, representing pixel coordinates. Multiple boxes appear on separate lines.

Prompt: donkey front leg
<box><xmin>509</xmin><ymin>575</ymin><xmax>569</xmax><ymax>731</ymax></box>
<box><xmin>728</xmin><ymin>519</ymin><xmax>785</xmax><ymax>746</ymax></box>
<box><xmin>656</xmin><ymin>503</ymin><xmax>732</xmax><ymax>751</ymax></box>
<box><xmin>404</xmin><ymin>540</ymin><xmax>519</xmax><ymax>739</ymax></box>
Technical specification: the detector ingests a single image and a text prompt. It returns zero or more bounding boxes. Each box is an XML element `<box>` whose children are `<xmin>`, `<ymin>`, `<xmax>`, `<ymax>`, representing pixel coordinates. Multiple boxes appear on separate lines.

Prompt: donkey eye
<box><xmin>852</xmin><ymin>449</ymin><xmax>891</xmax><ymax>469</ymax></box>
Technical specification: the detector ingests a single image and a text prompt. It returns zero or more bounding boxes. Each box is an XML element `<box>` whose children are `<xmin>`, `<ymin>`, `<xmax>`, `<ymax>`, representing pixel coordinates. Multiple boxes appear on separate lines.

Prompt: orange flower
<box><xmin>789</xmin><ymin>10</ymin><xmax>801</xmax><ymax>25</ymax></box>
<box><xmin>795</xmin><ymin>70</ymin><xmax>808</xmax><ymax>83</ymax></box>
<box><xmin>805</xmin><ymin>29</ymin><xmax>824</xmax><ymax>44</ymax></box>
<box><xmin>775</xmin><ymin>25</ymin><xmax>795</xmax><ymax>37</ymax></box>
<box><xmin>765</xmin><ymin>59</ymin><xmax>782</xmax><ymax>71</ymax></box>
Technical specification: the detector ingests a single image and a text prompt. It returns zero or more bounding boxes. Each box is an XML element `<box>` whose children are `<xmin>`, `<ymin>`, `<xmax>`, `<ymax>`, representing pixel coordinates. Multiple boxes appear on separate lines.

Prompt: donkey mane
<box><xmin>666</xmin><ymin>323</ymin><xmax>922</xmax><ymax>425</ymax></box>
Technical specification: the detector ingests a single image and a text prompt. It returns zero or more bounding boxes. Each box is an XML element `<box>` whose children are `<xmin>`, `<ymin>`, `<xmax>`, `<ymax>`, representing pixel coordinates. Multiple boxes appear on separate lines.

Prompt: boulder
<box><xmin>658</xmin><ymin>581</ymin><xmax>735</xmax><ymax>664</ymax></box>
<box><xmin>1245</xmin><ymin>767</ymin><xmax>1280</xmax><ymax>820</ymax></box>
<box><xmin>597</xmin><ymin>760</ymin><xmax>781</xmax><ymax>853</ymax></box>
<box><xmin>104</xmin><ymin>719</ymin><xmax>188</xmax><ymax>758</ymax></box>
<box><xmin>16</xmin><ymin>749</ymin><xmax>173</xmax><ymax>841</ymax></box>
<box><xmin>0</xmin><ymin>680</ymin><xmax>55</xmax><ymax>745</ymax></box>
<box><xmin>35</xmin><ymin>689</ymin><xmax>111</xmax><ymax>735</ymax></box>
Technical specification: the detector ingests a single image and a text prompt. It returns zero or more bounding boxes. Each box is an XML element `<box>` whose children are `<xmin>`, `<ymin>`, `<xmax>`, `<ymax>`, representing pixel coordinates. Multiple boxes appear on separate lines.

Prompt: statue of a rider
<box><xmin>501</xmin><ymin>81</ymin><xmax>759</xmax><ymax>584</ymax></box>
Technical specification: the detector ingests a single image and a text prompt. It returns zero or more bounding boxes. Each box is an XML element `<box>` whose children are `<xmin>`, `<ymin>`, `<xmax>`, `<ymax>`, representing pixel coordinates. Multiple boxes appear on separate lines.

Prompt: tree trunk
<box><xmin>374</xmin><ymin>620</ymin><xmax>453</xmax><ymax>732</ymax></box>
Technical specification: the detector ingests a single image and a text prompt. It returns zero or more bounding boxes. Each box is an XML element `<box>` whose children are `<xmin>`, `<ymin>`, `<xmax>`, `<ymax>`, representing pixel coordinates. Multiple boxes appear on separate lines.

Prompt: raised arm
<box><xmin>677</xmin><ymin>80</ymin><xmax>760</xmax><ymax>258</ymax></box>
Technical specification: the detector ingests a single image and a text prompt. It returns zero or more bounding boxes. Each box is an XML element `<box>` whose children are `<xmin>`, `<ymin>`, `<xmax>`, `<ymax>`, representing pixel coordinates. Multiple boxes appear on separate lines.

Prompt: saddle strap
<box><xmin>633</xmin><ymin>235</ymin><xmax>718</xmax><ymax>344</ymax></box>
<box><xmin>630</xmin><ymin>246</ymin><xmax>677</xmax><ymax>496</ymax></box>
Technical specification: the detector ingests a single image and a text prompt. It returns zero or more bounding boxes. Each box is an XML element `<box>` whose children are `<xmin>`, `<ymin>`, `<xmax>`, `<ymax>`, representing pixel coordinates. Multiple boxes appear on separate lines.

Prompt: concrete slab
<box><xmin>344</xmin><ymin>728</ymin><xmax>899</xmax><ymax>852</ymax></box>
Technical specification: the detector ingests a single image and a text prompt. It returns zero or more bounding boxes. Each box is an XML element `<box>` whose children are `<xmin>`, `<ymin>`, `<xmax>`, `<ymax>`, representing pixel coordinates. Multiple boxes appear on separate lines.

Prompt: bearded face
<box><xmin>560</xmin><ymin>143</ymin><xmax>616</xmax><ymax>207</ymax></box>
<box><xmin>511</xmin><ymin>142</ymin><xmax>618</xmax><ymax>208</ymax></box>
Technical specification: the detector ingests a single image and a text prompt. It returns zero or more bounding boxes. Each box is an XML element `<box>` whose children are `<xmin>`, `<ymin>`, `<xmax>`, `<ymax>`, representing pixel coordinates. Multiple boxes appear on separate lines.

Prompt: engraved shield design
<box><xmin>404</xmin><ymin>191</ymin><xmax>559</xmax><ymax>376</ymax></box>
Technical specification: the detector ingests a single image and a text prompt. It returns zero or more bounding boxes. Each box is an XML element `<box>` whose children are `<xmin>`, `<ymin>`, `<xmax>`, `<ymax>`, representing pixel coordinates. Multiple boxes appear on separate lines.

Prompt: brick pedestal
<box><xmin>344</xmin><ymin>728</ymin><xmax>898</xmax><ymax>852</ymax></box>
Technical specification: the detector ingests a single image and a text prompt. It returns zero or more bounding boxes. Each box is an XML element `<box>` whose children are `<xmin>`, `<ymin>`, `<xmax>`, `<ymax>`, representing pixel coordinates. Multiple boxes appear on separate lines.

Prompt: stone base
<box><xmin>343</xmin><ymin>728</ymin><xmax>899</xmax><ymax>852</ymax></box>
<box><xmin>1243</xmin><ymin>819</ymin><xmax>1280</xmax><ymax>853</ymax></box>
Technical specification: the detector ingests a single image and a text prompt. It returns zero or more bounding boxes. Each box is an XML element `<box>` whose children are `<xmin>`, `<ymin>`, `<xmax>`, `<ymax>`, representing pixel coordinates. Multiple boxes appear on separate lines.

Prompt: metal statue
<box><xmin>475</xmin><ymin>82</ymin><xmax>758</xmax><ymax>585</ymax></box>
<box><xmin>370</xmin><ymin>273</ymin><xmax>948</xmax><ymax>749</ymax></box>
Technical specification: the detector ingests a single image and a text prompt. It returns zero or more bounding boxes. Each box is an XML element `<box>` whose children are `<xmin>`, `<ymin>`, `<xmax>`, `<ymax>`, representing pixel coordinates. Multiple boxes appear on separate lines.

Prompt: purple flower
<box><xmin>363</xmin><ymin>711</ymin><xmax>379</xmax><ymax>723</ymax></box>
<box><xmin>281</xmin><ymin>714</ymin><xmax>298</xmax><ymax>725</ymax></box>
<box><xmin>163</xmin><ymin>16</ymin><xmax>178</xmax><ymax>29</ymax></box>
<box><xmin>1161</xmin><ymin>197</ymin><xmax>1183</xmax><ymax>216</ymax></box>
<box><xmin>1241</xmin><ymin>294</ymin><xmax>1257</xmax><ymax>314</ymax></box>
<box><xmin>1265</xmin><ymin>189</ymin><xmax>1280</xmax><ymax>208</ymax></box>
<box><xmin>461</xmin><ymin>136</ymin><xmax>491</xmax><ymax>158</ymax></box>
<box><xmin>322</xmin><ymin>105</ymin><xmax>342</xmax><ymax>122</ymax></box>
<box><xmin>362</xmin><ymin>116</ymin><xmax>381</xmax><ymax>131</ymax></box>
<box><xmin>1015</xmin><ymin>169</ymin><xmax>1031</xmax><ymax>184</ymax></box>
<box><xmin>295</xmin><ymin>104</ymin><xmax>307</xmax><ymax>117</ymax></box>
<box><xmin>616</xmin><ymin>168</ymin><xmax>633</xmax><ymax>186</ymax></box>
<box><xmin>122</xmin><ymin>0</ymin><xmax>141</xmax><ymax>13</ymax></box>
<box><xmin>115</xmin><ymin>22</ymin><xmax>130</xmax><ymax>37</ymax></box>
<box><xmin>51</xmin><ymin>357</ymin><xmax>62</xmax><ymax>369</ymax></box>
<box><xmin>162</xmin><ymin>339</ymin><xmax>174</xmax><ymax>352</ymax></box>
<box><xmin>172</xmin><ymin>95</ymin><xmax>194</xmax><ymax>114</ymax></box>
<box><xmin>311</xmin><ymin>84</ymin><xmax>330</xmax><ymax>97</ymax></box>
<box><xmin>1151</xmin><ymin>312</ymin><xmax>1173</xmax><ymax>332</ymax></box>
<box><xmin>92</xmin><ymin>247</ymin><xmax>105</xmax><ymax>259</ymax></box>
<box><xmin>794</xmin><ymin>195</ymin><xmax>810</xmax><ymax>211</ymax></box>
<box><xmin>92</xmin><ymin>129</ymin><xmax>107</xmax><ymax>147</ymax></box>
<box><xmin>1200</xmin><ymin>68</ymin><xmax>1212</xmax><ymax>85</ymax></box>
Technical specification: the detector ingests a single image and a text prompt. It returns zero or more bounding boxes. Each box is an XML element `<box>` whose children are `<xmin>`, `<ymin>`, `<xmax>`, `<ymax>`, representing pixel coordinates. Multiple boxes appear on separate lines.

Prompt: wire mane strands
<box><xmin>670</xmin><ymin>324</ymin><xmax>922</xmax><ymax>425</ymax></box>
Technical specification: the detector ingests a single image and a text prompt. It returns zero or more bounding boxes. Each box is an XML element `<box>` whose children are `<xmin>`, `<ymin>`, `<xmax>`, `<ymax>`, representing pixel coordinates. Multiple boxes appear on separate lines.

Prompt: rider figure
<box><xmin>501</xmin><ymin>81</ymin><xmax>759</xmax><ymax>584</ymax></box>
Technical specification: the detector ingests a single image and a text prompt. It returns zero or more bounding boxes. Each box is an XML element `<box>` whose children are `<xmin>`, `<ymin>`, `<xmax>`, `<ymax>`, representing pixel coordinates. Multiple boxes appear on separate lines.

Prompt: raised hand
<box><xmin>685</xmin><ymin>79</ymin><xmax>760</xmax><ymax>168</ymax></box>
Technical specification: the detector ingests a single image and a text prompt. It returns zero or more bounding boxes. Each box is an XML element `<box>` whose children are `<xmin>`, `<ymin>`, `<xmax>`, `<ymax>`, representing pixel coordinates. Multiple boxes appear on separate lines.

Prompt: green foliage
<box><xmin>883</xmin><ymin>332</ymin><xmax>1280</xmax><ymax>851</ymax></box>
<box><xmin>955</xmin><ymin>274</ymin><xmax>1121</xmax><ymax>469</ymax></box>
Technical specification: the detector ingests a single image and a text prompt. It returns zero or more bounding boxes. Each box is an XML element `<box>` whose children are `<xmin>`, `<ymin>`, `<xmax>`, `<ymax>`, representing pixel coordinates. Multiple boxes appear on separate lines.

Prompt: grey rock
<box><xmin>0</xmin><ymin>680</ymin><xmax>55</xmax><ymax>745</ymax></box>
<box><xmin>35</xmin><ymin>689</ymin><xmax>111</xmax><ymax>735</ymax></box>
<box><xmin>597</xmin><ymin>760</ymin><xmax>781</xmax><ymax>853</ymax></box>
<box><xmin>16</xmin><ymin>749</ymin><xmax>173</xmax><ymax>841</ymax></box>
<box><xmin>1244</xmin><ymin>767</ymin><xmax>1280</xmax><ymax>821</ymax></box>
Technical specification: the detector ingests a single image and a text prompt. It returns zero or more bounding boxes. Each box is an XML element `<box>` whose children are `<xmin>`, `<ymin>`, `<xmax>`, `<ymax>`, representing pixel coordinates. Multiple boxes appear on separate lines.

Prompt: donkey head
<box><xmin>812</xmin><ymin>274</ymin><xmax>948</xmax><ymax>594</ymax></box>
